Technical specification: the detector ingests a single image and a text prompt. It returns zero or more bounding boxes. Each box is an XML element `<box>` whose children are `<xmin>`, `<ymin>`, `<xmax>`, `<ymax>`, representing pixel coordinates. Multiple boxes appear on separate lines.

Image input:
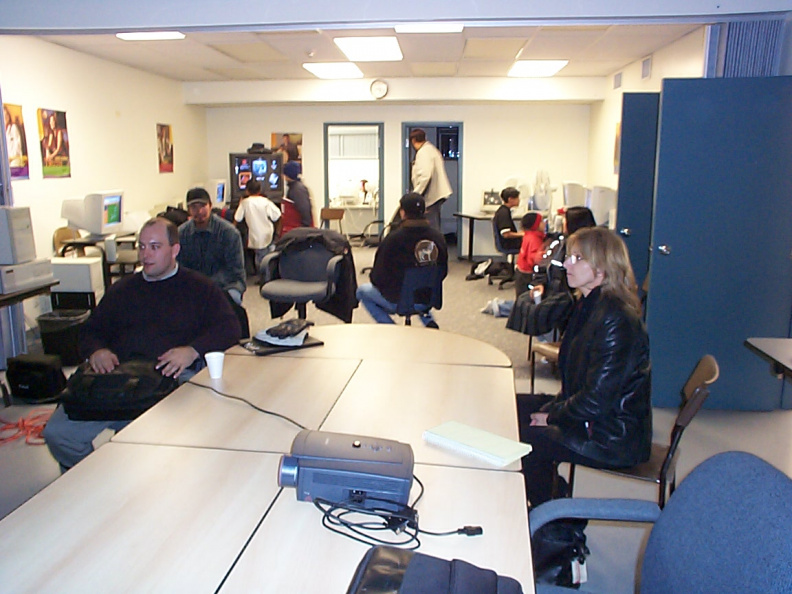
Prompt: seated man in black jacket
<box><xmin>356</xmin><ymin>193</ymin><xmax>448</xmax><ymax>328</ymax></box>
<box><xmin>43</xmin><ymin>217</ymin><xmax>241</xmax><ymax>471</ymax></box>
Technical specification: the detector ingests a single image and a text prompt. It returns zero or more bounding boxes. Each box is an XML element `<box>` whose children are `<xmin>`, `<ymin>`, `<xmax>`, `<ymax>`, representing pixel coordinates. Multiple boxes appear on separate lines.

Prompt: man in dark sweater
<box><xmin>43</xmin><ymin>217</ymin><xmax>241</xmax><ymax>471</ymax></box>
<box><xmin>357</xmin><ymin>193</ymin><xmax>447</xmax><ymax>327</ymax></box>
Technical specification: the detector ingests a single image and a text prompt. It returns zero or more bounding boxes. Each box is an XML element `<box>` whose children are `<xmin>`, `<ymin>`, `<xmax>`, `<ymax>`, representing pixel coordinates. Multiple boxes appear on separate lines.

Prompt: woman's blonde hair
<box><xmin>566</xmin><ymin>227</ymin><xmax>641</xmax><ymax>313</ymax></box>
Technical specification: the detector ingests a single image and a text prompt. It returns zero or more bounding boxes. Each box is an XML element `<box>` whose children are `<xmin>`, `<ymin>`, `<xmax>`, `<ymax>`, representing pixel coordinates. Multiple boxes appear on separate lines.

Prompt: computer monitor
<box><xmin>481</xmin><ymin>190</ymin><xmax>501</xmax><ymax>213</ymax></box>
<box><xmin>61</xmin><ymin>191</ymin><xmax>124</xmax><ymax>238</ymax></box>
<box><xmin>208</xmin><ymin>178</ymin><xmax>226</xmax><ymax>208</ymax></box>
<box><xmin>229</xmin><ymin>152</ymin><xmax>284</xmax><ymax>207</ymax></box>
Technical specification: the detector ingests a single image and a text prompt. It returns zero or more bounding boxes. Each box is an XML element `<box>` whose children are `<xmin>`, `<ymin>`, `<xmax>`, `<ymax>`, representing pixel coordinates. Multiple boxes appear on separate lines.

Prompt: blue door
<box><xmin>648</xmin><ymin>77</ymin><xmax>792</xmax><ymax>410</ymax></box>
<box><xmin>615</xmin><ymin>93</ymin><xmax>659</xmax><ymax>289</ymax></box>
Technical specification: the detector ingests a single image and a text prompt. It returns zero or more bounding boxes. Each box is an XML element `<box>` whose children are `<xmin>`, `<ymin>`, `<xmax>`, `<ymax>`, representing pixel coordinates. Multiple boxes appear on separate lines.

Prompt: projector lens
<box><xmin>278</xmin><ymin>455</ymin><xmax>299</xmax><ymax>487</ymax></box>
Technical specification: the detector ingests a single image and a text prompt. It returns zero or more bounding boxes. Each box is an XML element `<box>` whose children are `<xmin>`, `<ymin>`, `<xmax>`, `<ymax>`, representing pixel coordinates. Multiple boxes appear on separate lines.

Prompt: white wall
<box><xmin>587</xmin><ymin>27</ymin><xmax>707</xmax><ymax>189</ymax></box>
<box><xmin>0</xmin><ymin>36</ymin><xmax>209</xmax><ymax>260</ymax></box>
<box><xmin>205</xmin><ymin>102</ymin><xmax>590</xmax><ymax>254</ymax></box>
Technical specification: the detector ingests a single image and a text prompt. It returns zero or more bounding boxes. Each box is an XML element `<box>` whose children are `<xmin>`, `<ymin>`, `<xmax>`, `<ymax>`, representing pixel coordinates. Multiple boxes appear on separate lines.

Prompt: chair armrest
<box><xmin>529</xmin><ymin>498</ymin><xmax>661</xmax><ymax>537</ymax></box>
<box><xmin>259</xmin><ymin>251</ymin><xmax>281</xmax><ymax>282</ymax></box>
<box><xmin>324</xmin><ymin>254</ymin><xmax>344</xmax><ymax>296</ymax></box>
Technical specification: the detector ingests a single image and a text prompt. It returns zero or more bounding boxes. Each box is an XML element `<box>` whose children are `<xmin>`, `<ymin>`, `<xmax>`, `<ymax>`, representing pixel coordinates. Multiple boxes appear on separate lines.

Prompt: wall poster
<box><xmin>157</xmin><ymin>123</ymin><xmax>174</xmax><ymax>173</ymax></box>
<box><xmin>38</xmin><ymin>108</ymin><xmax>70</xmax><ymax>178</ymax></box>
<box><xmin>271</xmin><ymin>132</ymin><xmax>302</xmax><ymax>163</ymax></box>
<box><xmin>4</xmin><ymin>103</ymin><xmax>29</xmax><ymax>180</ymax></box>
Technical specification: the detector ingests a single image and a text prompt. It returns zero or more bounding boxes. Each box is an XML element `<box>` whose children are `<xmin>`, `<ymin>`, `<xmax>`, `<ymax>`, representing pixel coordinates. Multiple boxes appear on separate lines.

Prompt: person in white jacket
<box><xmin>409</xmin><ymin>128</ymin><xmax>452</xmax><ymax>231</ymax></box>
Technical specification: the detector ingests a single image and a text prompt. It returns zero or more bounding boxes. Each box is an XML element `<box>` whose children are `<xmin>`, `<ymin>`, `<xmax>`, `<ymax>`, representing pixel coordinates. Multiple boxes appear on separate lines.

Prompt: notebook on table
<box><xmin>422</xmin><ymin>421</ymin><xmax>532</xmax><ymax>467</ymax></box>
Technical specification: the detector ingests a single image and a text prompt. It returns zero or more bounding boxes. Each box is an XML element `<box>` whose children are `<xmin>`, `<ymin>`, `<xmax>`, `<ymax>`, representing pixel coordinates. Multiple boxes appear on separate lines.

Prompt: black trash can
<box><xmin>37</xmin><ymin>309</ymin><xmax>90</xmax><ymax>366</ymax></box>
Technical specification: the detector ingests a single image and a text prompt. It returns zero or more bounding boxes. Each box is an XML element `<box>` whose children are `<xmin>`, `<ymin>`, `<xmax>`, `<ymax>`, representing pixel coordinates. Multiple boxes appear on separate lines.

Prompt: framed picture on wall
<box><xmin>157</xmin><ymin>123</ymin><xmax>173</xmax><ymax>173</ymax></box>
<box><xmin>4</xmin><ymin>103</ymin><xmax>29</xmax><ymax>180</ymax></box>
<box><xmin>271</xmin><ymin>131</ymin><xmax>302</xmax><ymax>163</ymax></box>
<box><xmin>37</xmin><ymin>108</ymin><xmax>70</xmax><ymax>178</ymax></box>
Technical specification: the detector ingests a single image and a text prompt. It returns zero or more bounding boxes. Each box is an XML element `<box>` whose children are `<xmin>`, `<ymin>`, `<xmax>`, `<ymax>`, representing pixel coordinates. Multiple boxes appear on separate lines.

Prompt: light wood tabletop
<box><xmin>0</xmin><ymin>442</ymin><xmax>282</xmax><ymax>593</ymax></box>
<box><xmin>229</xmin><ymin>323</ymin><xmax>512</xmax><ymax>368</ymax></box>
<box><xmin>220</xmin><ymin>463</ymin><xmax>532</xmax><ymax>593</ymax></box>
<box><xmin>113</xmin><ymin>354</ymin><xmax>360</xmax><ymax>452</ymax></box>
<box><xmin>320</xmin><ymin>358</ymin><xmax>521</xmax><ymax>471</ymax></box>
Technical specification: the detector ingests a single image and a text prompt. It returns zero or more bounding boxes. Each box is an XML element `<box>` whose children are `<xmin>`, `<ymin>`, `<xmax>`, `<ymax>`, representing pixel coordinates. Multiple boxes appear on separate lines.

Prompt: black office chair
<box><xmin>396</xmin><ymin>265</ymin><xmax>443</xmax><ymax>326</ymax></box>
<box><xmin>259</xmin><ymin>243</ymin><xmax>343</xmax><ymax>319</ymax></box>
<box><xmin>490</xmin><ymin>218</ymin><xmax>520</xmax><ymax>290</ymax></box>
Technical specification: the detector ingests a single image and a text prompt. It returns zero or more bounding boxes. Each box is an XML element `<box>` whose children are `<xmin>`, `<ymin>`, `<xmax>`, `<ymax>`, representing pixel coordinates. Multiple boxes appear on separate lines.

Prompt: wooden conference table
<box><xmin>0</xmin><ymin>325</ymin><xmax>533</xmax><ymax>593</ymax></box>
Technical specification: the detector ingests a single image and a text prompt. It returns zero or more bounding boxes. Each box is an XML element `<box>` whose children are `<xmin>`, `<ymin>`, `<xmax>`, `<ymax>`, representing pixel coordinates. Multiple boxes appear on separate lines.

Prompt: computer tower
<box><xmin>0</xmin><ymin>206</ymin><xmax>36</xmax><ymax>265</ymax></box>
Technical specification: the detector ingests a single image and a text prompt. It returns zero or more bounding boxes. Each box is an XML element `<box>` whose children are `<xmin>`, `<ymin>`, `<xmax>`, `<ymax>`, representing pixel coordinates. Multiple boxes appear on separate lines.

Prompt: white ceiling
<box><xmin>39</xmin><ymin>22</ymin><xmax>705</xmax><ymax>82</ymax></box>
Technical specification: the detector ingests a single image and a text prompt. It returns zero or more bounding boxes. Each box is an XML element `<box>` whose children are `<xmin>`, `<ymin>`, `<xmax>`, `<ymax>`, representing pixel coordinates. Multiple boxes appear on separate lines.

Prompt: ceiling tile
<box><xmin>463</xmin><ymin>38</ymin><xmax>527</xmax><ymax>60</ymax></box>
<box><xmin>210</xmin><ymin>41</ymin><xmax>288</xmax><ymax>63</ymax></box>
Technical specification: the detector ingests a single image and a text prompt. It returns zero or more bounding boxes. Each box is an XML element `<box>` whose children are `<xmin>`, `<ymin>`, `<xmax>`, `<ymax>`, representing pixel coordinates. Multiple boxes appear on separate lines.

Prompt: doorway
<box><xmin>323</xmin><ymin>123</ymin><xmax>384</xmax><ymax>237</ymax></box>
<box><xmin>402</xmin><ymin>123</ymin><xmax>462</xmax><ymax>241</ymax></box>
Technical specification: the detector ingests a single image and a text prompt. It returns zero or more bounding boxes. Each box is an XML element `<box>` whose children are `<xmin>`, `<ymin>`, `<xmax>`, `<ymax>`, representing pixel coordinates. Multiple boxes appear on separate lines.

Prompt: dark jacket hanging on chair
<box><xmin>266</xmin><ymin>227</ymin><xmax>359</xmax><ymax>323</ymax></box>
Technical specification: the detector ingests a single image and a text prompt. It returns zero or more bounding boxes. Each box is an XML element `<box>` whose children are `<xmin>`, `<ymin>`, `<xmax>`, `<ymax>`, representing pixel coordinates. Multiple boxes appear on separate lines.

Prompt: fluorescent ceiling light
<box><xmin>334</xmin><ymin>37</ymin><xmax>403</xmax><ymax>62</ymax></box>
<box><xmin>116</xmin><ymin>31</ymin><xmax>185</xmax><ymax>41</ymax></box>
<box><xmin>508</xmin><ymin>60</ymin><xmax>569</xmax><ymax>77</ymax></box>
<box><xmin>395</xmin><ymin>23</ymin><xmax>464</xmax><ymax>34</ymax></box>
<box><xmin>302</xmin><ymin>62</ymin><xmax>363</xmax><ymax>79</ymax></box>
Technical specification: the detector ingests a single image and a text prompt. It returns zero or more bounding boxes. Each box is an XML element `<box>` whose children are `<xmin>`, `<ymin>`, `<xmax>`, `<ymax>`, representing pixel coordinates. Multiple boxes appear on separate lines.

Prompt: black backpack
<box><xmin>347</xmin><ymin>545</ymin><xmax>523</xmax><ymax>594</ymax></box>
<box><xmin>61</xmin><ymin>360</ymin><xmax>179</xmax><ymax>421</ymax></box>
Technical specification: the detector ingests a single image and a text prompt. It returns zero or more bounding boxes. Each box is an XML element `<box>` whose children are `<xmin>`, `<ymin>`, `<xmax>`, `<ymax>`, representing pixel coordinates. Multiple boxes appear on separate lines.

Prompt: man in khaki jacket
<box><xmin>409</xmin><ymin>128</ymin><xmax>452</xmax><ymax>231</ymax></box>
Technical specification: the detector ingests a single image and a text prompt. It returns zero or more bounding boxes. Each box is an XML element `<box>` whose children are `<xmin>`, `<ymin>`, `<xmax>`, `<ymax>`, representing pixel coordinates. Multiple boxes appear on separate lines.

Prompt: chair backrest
<box><xmin>641</xmin><ymin>451</ymin><xmax>792</xmax><ymax>593</ymax></box>
<box><xmin>320</xmin><ymin>208</ymin><xmax>344</xmax><ymax>222</ymax></box>
<box><xmin>677</xmin><ymin>354</ymin><xmax>719</xmax><ymax>428</ymax></box>
<box><xmin>278</xmin><ymin>242</ymin><xmax>338</xmax><ymax>284</ymax></box>
<box><xmin>659</xmin><ymin>356</ymin><xmax>719</xmax><ymax>472</ymax></box>
<box><xmin>491</xmin><ymin>217</ymin><xmax>519</xmax><ymax>256</ymax></box>
<box><xmin>396</xmin><ymin>265</ymin><xmax>443</xmax><ymax>316</ymax></box>
<box><xmin>52</xmin><ymin>226</ymin><xmax>80</xmax><ymax>253</ymax></box>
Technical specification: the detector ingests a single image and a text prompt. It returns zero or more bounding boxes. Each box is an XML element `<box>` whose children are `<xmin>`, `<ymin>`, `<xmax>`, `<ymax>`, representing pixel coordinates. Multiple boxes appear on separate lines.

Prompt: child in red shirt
<box><xmin>514</xmin><ymin>212</ymin><xmax>546</xmax><ymax>298</ymax></box>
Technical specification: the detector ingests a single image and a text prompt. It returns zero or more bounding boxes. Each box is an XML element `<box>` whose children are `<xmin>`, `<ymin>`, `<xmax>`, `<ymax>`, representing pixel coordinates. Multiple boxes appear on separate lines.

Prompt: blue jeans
<box><xmin>356</xmin><ymin>283</ymin><xmax>435</xmax><ymax>326</ymax></box>
<box><xmin>42</xmin><ymin>366</ymin><xmax>201</xmax><ymax>472</ymax></box>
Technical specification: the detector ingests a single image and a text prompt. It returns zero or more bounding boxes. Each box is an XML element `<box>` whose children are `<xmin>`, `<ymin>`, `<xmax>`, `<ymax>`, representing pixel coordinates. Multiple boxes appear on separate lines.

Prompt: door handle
<box><xmin>619</xmin><ymin>228</ymin><xmax>631</xmax><ymax>237</ymax></box>
<box><xmin>658</xmin><ymin>245</ymin><xmax>671</xmax><ymax>255</ymax></box>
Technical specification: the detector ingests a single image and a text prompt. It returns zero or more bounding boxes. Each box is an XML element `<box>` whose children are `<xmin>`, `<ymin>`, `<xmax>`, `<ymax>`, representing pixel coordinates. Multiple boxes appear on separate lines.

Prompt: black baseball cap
<box><xmin>399</xmin><ymin>192</ymin><xmax>426</xmax><ymax>218</ymax></box>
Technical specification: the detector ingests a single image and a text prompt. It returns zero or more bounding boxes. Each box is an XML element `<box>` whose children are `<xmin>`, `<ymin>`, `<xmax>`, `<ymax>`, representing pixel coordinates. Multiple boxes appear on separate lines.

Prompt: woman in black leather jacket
<box><xmin>518</xmin><ymin>227</ymin><xmax>651</xmax><ymax>506</ymax></box>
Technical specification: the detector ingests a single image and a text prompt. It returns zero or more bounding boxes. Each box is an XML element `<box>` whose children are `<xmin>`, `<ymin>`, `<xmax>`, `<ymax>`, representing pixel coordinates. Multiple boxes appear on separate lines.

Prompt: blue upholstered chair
<box><xmin>529</xmin><ymin>451</ymin><xmax>792</xmax><ymax>593</ymax></box>
<box><xmin>396</xmin><ymin>265</ymin><xmax>443</xmax><ymax>326</ymax></box>
<box><xmin>490</xmin><ymin>217</ymin><xmax>520</xmax><ymax>290</ymax></box>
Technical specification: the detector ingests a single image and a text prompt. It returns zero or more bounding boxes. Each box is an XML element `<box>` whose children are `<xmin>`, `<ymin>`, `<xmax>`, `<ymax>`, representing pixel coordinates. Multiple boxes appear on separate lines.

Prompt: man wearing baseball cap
<box><xmin>357</xmin><ymin>192</ymin><xmax>448</xmax><ymax>328</ymax></box>
<box><xmin>177</xmin><ymin>187</ymin><xmax>246</xmax><ymax>307</ymax></box>
<box><xmin>281</xmin><ymin>161</ymin><xmax>314</xmax><ymax>234</ymax></box>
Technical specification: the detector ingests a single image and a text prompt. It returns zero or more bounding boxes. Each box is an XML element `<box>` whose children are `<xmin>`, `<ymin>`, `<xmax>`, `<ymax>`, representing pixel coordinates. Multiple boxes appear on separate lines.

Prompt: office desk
<box><xmin>220</xmin><ymin>463</ymin><xmax>533</xmax><ymax>593</ymax></box>
<box><xmin>321</xmin><ymin>358</ymin><xmax>521</xmax><ymax>470</ymax></box>
<box><xmin>453</xmin><ymin>211</ymin><xmax>492</xmax><ymax>261</ymax></box>
<box><xmin>745</xmin><ymin>337</ymin><xmax>792</xmax><ymax>376</ymax></box>
<box><xmin>228</xmin><ymin>323</ymin><xmax>511</xmax><ymax>368</ymax></box>
<box><xmin>114</xmin><ymin>355</ymin><xmax>360</xmax><ymax>451</ymax></box>
<box><xmin>60</xmin><ymin>236</ymin><xmax>139</xmax><ymax>288</ymax></box>
<box><xmin>340</xmin><ymin>203</ymin><xmax>377</xmax><ymax>236</ymax></box>
<box><xmin>0</xmin><ymin>442</ymin><xmax>282</xmax><ymax>593</ymax></box>
<box><xmin>0</xmin><ymin>279</ymin><xmax>59</xmax><ymax>367</ymax></box>
<box><xmin>0</xmin><ymin>279</ymin><xmax>58</xmax><ymax>308</ymax></box>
